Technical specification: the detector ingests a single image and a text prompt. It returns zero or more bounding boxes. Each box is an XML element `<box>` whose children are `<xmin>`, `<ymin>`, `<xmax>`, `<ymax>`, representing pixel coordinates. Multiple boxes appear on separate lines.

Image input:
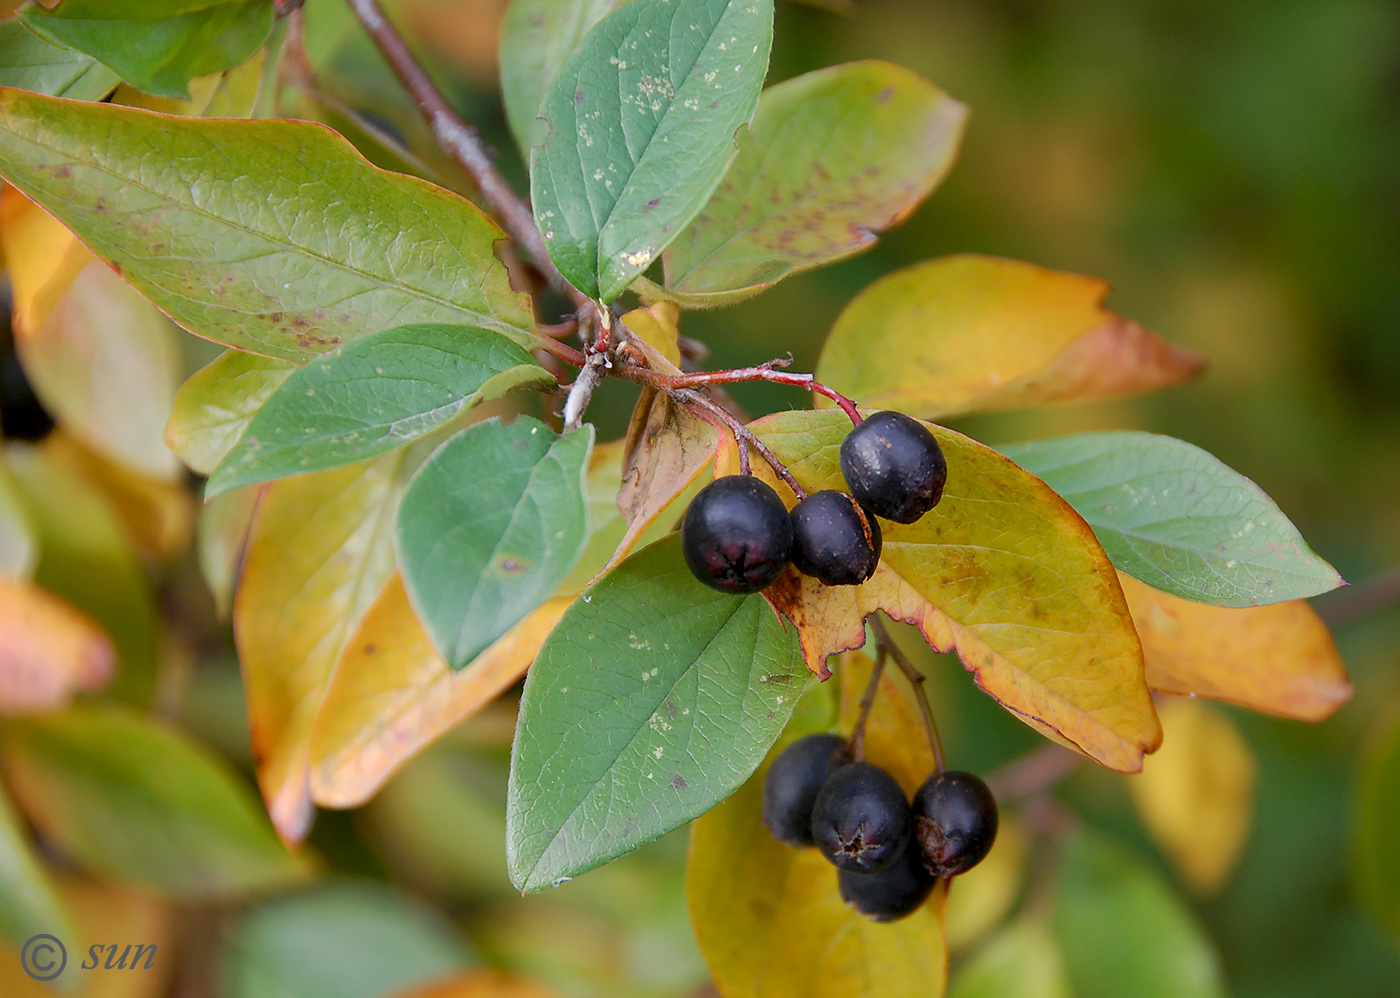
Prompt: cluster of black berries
<box><xmin>681</xmin><ymin>412</ymin><xmax>947</xmax><ymax>594</ymax></box>
<box><xmin>762</xmin><ymin>734</ymin><xmax>998</xmax><ymax>922</ymax></box>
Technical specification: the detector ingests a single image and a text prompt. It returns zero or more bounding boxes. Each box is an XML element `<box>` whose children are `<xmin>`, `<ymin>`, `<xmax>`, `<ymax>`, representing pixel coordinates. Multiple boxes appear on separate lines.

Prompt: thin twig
<box><xmin>737</xmin><ymin>437</ymin><xmax>752</xmax><ymax>476</ymax></box>
<box><xmin>345</xmin><ymin>0</ymin><xmax>586</xmax><ymax>308</ymax></box>
<box><xmin>681</xmin><ymin>390</ymin><xmax>808</xmax><ymax>499</ymax></box>
<box><xmin>869</xmin><ymin>616</ymin><xmax>945</xmax><ymax>772</ymax></box>
<box><xmin>635</xmin><ymin>362</ymin><xmax>863</xmax><ymax>426</ymax></box>
<box><xmin>985</xmin><ymin>743</ymin><xmax>1083</xmax><ymax>803</ymax></box>
<box><xmin>845</xmin><ymin>645</ymin><xmax>888</xmax><ymax>762</ymax></box>
<box><xmin>1315</xmin><ymin>567</ymin><xmax>1400</xmax><ymax>629</ymax></box>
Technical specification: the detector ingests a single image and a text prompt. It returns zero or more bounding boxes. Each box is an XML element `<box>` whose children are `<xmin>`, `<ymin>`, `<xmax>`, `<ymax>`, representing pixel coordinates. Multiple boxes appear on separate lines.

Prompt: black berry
<box><xmin>761</xmin><ymin>733</ymin><xmax>848</xmax><ymax>846</ymax></box>
<box><xmin>811</xmin><ymin>762</ymin><xmax>911</xmax><ymax>873</ymax></box>
<box><xmin>789</xmin><ymin>491</ymin><xmax>882</xmax><ymax>587</ymax></box>
<box><xmin>681</xmin><ymin>475</ymin><xmax>793</xmax><ymax>594</ymax></box>
<box><xmin>839</xmin><ymin>411</ymin><xmax>947</xmax><ymax>524</ymax></box>
<box><xmin>912</xmin><ymin>770</ymin><xmax>998</xmax><ymax>876</ymax></box>
<box><xmin>839</xmin><ymin>834</ymin><xmax>936</xmax><ymax>922</ymax></box>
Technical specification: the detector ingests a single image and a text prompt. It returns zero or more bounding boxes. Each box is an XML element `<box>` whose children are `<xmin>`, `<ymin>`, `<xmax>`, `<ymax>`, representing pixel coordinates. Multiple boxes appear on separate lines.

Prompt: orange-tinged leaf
<box><xmin>388</xmin><ymin>970</ymin><xmax>563</xmax><ymax>998</ymax></box>
<box><xmin>688</xmin><ymin>651</ymin><xmax>949</xmax><ymax>998</ymax></box>
<box><xmin>718</xmin><ymin>409</ymin><xmax>1160</xmax><ymax>772</ymax></box>
<box><xmin>608</xmin><ymin>389</ymin><xmax>717</xmax><ymax>575</ymax></box>
<box><xmin>815</xmin><ymin>255</ymin><xmax>1203</xmax><ymax>418</ymax></box>
<box><xmin>1128</xmin><ymin>698</ymin><xmax>1255</xmax><ymax>895</ymax></box>
<box><xmin>234</xmin><ymin>450</ymin><xmax>409</xmax><ymax>843</ymax></box>
<box><xmin>620</xmin><ymin>302</ymin><xmax>683</xmax><ymax>371</ymax></box>
<box><xmin>40</xmin><ymin>434</ymin><xmax>194</xmax><ymax>563</ymax></box>
<box><xmin>1</xmin><ymin>190</ymin><xmax>182</xmax><ymax>480</ymax></box>
<box><xmin>1120</xmin><ymin>574</ymin><xmax>1351</xmax><ymax>721</ymax></box>
<box><xmin>0</xmin><ymin>575</ymin><xmax>114</xmax><ymax>714</ymax></box>
<box><xmin>309</xmin><ymin>575</ymin><xmax>569</xmax><ymax>809</ymax></box>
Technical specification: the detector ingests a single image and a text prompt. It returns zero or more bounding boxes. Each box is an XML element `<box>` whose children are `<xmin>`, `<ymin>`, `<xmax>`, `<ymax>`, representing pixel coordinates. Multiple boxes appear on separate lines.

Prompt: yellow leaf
<box><xmin>386</xmin><ymin>970</ymin><xmax>563</xmax><ymax>998</ymax></box>
<box><xmin>620</xmin><ymin>302</ymin><xmax>683</xmax><ymax>371</ymax></box>
<box><xmin>689</xmin><ymin>650</ymin><xmax>949</xmax><ymax>998</ymax></box>
<box><xmin>815</xmin><ymin>255</ymin><xmax>1203</xmax><ymax>418</ymax></box>
<box><xmin>944</xmin><ymin>817</ymin><xmax>1028</xmax><ymax>952</ymax></box>
<box><xmin>1128</xmin><ymin>698</ymin><xmax>1256</xmax><ymax>895</ymax></box>
<box><xmin>0</xmin><ymin>190</ymin><xmax>182</xmax><ymax>480</ymax></box>
<box><xmin>0</xmin><ymin>575</ymin><xmax>113</xmax><ymax>714</ymax></box>
<box><xmin>234</xmin><ymin>451</ymin><xmax>407</xmax><ymax>843</ymax></box>
<box><xmin>1120</xmin><ymin>574</ymin><xmax>1351</xmax><ymax>720</ymax></box>
<box><xmin>40</xmin><ymin>434</ymin><xmax>194</xmax><ymax>563</ymax></box>
<box><xmin>717</xmin><ymin>410</ymin><xmax>1160</xmax><ymax>772</ymax></box>
<box><xmin>607</xmin><ymin>389</ymin><xmax>716</xmax><ymax>575</ymax></box>
<box><xmin>309</xmin><ymin>575</ymin><xmax>569</xmax><ymax>809</ymax></box>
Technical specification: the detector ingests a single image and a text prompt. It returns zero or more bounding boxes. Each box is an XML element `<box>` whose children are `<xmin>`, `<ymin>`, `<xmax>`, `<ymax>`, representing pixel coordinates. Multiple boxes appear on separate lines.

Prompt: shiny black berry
<box><xmin>761</xmin><ymin>734</ymin><xmax>848</xmax><ymax>846</ymax></box>
<box><xmin>839</xmin><ymin>411</ymin><xmax>947</xmax><ymax>524</ymax></box>
<box><xmin>789</xmin><ymin>491</ymin><xmax>882</xmax><ymax>587</ymax></box>
<box><xmin>839</xmin><ymin>834</ymin><xmax>936</xmax><ymax>922</ymax></box>
<box><xmin>912</xmin><ymin>770</ymin><xmax>998</xmax><ymax>876</ymax></box>
<box><xmin>681</xmin><ymin>475</ymin><xmax>793</xmax><ymax>594</ymax></box>
<box><xmin>811</xmin><ymin>762</ymin><xmax>911</xmax><ymax>873</ymax></box>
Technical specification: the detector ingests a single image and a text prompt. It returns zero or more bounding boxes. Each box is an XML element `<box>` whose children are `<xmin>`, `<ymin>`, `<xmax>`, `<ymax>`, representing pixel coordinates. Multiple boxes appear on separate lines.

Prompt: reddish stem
<box><xmin>681</xmin><ymin>391</ymin><xmax>808</xmax><ymax>499</ymax></box>
<box><xmin>661</xmin><ymin>365</ymin><xmax>862</xmax><ymax>425</ymax></box>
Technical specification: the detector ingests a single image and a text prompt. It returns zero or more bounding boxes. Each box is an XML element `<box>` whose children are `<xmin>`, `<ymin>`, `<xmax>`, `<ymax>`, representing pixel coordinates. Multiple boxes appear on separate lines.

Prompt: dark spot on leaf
<box><xmin>363</xmin><ymin>643</ymin><xmax>377</xmax><ymax>654</ymax></box>
<box><xmin>669</xmin><ymin>774</ymin><xmax>688</xmax><ymax>790</ymax></box>
<box><xmin>876</xmin><ymin>86</ymin><xmax>895</xmax><ymax>104</ymax></box>
<box><xmin>268</xmin><ymin>312</ymin><xmax>284</xmax><ymax>322</ymax></box>
<box><xmin>54</xmin><ymin>164</ymin><xmax>71</xmax><ymax>179</ymax></box>
<box><xmin>574</xmin><ymin>90</ymin><xmax>585</xmax><ymax>105</ymax></box>
<box><xmin>501</xmin><ymin>557</ymin><xmax>524</xmax><ymax>574</ymax></box>
<box><xmin>642</xmin><ymin>196</ymin><xmax>662</xmax><ymax>214</ymax></box>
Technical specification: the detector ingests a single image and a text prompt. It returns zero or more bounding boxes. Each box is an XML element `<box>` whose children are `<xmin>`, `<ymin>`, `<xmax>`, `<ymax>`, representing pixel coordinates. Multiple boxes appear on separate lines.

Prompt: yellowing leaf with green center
<box><xmin>0</xmin><ymin>90</ymin><xmax>533</xmax><ymax>361</ymax></box>
<box><xmin>0</xmin><ymin>574</ymin><xmax>113</xmax><ymax>714</ymax></box>
<box><xmin>207</xmin><ymin>324</ymin><xmax>552</xmax><ymax>498</ymax></box>
<box><xmin>663</xmin><ymin>61</ymin><xmax>966</xmax><ymax>304</ymax></box>
<box><xmin>18</xmin><ymin>0</ymin><xmax>274</xmax><ymax>102</ymax></box>
<box><xmin>1120</xmin><ymin>574</ymin><xmax>1350</xmax><ymax>720</ymax></box>
<box><xmin>717</xmin><ymin>408</ymin><xmax>1160</xmax><ymax>772</ymax></box>
<box><xmin>234</xmin><ymin>449</ymin><xmax>415</xmax><ymax>842</ymax></box>
<box><xmin>815</xmin><ymin>256</ymin><xmax>1204</xmax><ymax>418</ymax></box>
<box><xmin>688</xmin><ymin>649</ymin><xmax>948</xmax><ymax>998</ymax></box>
<box><xmin>1128</xmin><ymin>697</ymin><xmax>1254</xmax><ymax>895</ymax></box>
<box><xmin>530</xmin><ymin>0</ymin><xmax>774</xmax><ymax>302</ymax></box>
<box><xmin>308</xmin><ymin>573</ymin><xmax>570</xmax><ymax>809</ymax></box>
<box><xmin>166</xmin><ymin>351</ymin><xmax>296</xmax><ymax>476</ymax></box>
<box><xmin>1</xmin><ymin>703</ymin><xmax>305</xmax><ymax>898</ymax></box>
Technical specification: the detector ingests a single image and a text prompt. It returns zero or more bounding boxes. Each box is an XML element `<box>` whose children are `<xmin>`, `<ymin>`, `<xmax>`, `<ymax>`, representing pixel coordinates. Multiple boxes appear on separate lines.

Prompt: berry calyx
<box><xmin>811</xmin><ymin>762</ymin><xmax>912</xmax><ymax>873</ymax></box>
<box><xmin>838</xmin><ymin>834</ymin><xmax>936</xmax><ymax>922</ymax></box>
<box><xmin>681</xmin><ymin>475</ymin><xmax>793</xmax><ymax>594</ymax></box>
<box><xmin>839</xmin><ymin>411</ymin><xmax>948</xmax><ymax>524</ymax></box>
<box><xmin>789</xmin><ymin>491</ymin><xmax>882</xmax><ymax>587</ymax></box>
<box><xmin>912</xmin><ymin>770</ymin><xmax>998</xmax><ymax>876</ymax></box>
<box><xmin>761</xmin><ymin>733</ymin><xmax>848</xmax><ymax>846</ymax></box>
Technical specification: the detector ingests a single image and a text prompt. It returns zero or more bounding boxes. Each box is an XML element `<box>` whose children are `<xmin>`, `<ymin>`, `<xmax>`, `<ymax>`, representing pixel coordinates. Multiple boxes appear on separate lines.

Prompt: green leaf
<box><xmin>1001</xmin><ymin>431</ymin><xmax>1342</xmax><ymax>607</ymax></box>
<box><xmin>166</xmin><ymin>350</ymin><xmax>296</xmax><ymax>476</ymax></box>
<box><xmin>500</xmin><ymin>0</ymin><xmax>621</xmax><ymax>154</ymax></box>
<box><xmin>0</xmin><ymin>460</ymin><xmax>37</xmax><ymax>579</ymax></box>
<box><xmin>0</xmin><ymin>17</ymin><xmax>118</xmax><ymax>100</ymax></box>
<box><xmin>4</xmin><ymin>443</ymin><xmax>158</xmax><ymax>704</ymax></box>
<box><xmin>17</xmin><ymin>0</ymin><xmax>274</xmax><ymax>101</ymax></box>
<box><xmin>223</xmin><ymin>880</ymin><xmax>474</xmax><ymax>998</ymax></box>
<box><xmin>949</xmin><ymin>920</ymin><xmax>1073</xmax><ymax>998</ymax></box>
<box><xmin>530</xmin><ymin>0</ymin><xmax>774</xmax><ymax>302</ymax></box>
<box><xmin>397</xmin><ymin>417</ymin><xmax>593</xmax><ymax>670</ymax></box>
<box><xmin>1356</xmin><ymin>705</ymin><xmax>1400</xmax><ymax>944</ymax></box>
<box><xmin>506</xmin><ymin>533</ymin><xmax>806</xmax><ymax>892</ymax></box>
<box><xmin>0</xmin><ymin>703</ymin><xmax>305</xmax><ymax>898</ymax></box>
<box><xmin>663</xmin><ymin>60</ymin><xmax>966</xmax><ymax>304</ymax></box>
<box><xmin>0</xmin><ymin>781</ymin><xmax>75</xmax><ymax>960</ymax></box>
<box><xmin>207</xmin><ymin>324</ymin><xmax>552</xmax><ymax>497</ymax></box>
<box><xmin>0</xmin><ymin>90</ymin><xmax>534</xmax><ymax>361</ymax></box>
<box><xmin>1053</xmin><ymin>832</ymin><xmax>1227</xmax><ymax>998</ymax></box>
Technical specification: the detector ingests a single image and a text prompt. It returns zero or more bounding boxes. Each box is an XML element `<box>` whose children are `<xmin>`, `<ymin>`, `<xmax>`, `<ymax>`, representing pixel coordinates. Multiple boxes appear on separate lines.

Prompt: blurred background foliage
<box><xmin>2</xmin><ymin>0</ymin><xmax>1399</xmax><ymax>996</ymax></box>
